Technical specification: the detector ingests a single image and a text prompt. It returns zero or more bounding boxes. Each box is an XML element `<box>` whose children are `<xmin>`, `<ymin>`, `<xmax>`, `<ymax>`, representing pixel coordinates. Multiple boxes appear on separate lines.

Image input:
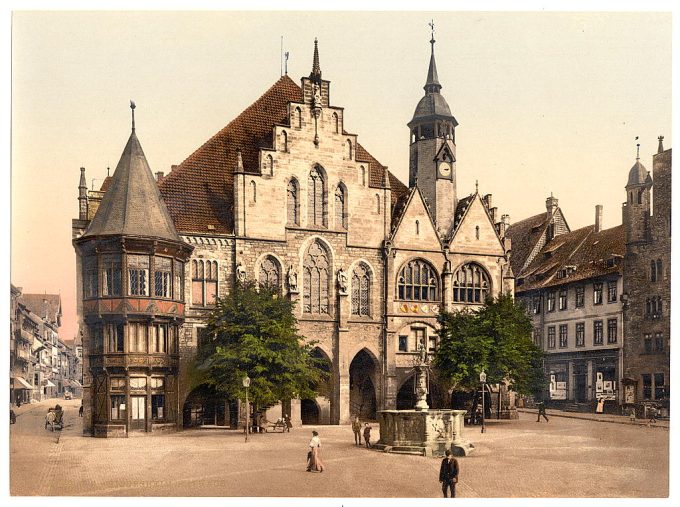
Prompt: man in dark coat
<box><xmin>439</xmin><ymin>449</ymin><xmax>459</xmax><ymax>498</ymax></box>
<box><xmin>536</xmin><ymin>401</ymin><xmax>549</xmax><ymax>422</ymax></box>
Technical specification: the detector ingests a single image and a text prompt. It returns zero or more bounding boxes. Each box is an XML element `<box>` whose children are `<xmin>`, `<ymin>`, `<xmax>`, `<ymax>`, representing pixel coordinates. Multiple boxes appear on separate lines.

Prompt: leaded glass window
<box><xmin>128</xmin><ymin>254</ymin><xmax>149</xmax><ymax>296</ymax></box>
<box><xmin>101</xmin><ymin>254</ymin><xmax>122</xmax><ymax>296</ymax></box>
<box><xmin>351</xmin><ymin>263</ymin><xmax>371</xmax><ymax>316</ymax></box>
<box><xmin>154</xmin><ymin>257</ymin><xmax>172</xmax><ymax>298</ymax></box>
<box><xmin>287</xmin><ymin>179</ymin><xmax>300</xmax><ymax>226</ymax></box>
<box><xmin>303</xmin><ymin>241</ymin><xmax>330</xmax><ymax>314</ymax></box>
<box><xmin>452</xmin><ymin>262</ymin><xmax>489</xmax><ymax>304</ymax></box>
<box><xmin>397</xmin><ymin>259</ymin><xmax>439</xmax><ymax>302</ymax></box>
<box><xmin>84</xmin><ymin>256</ymin><xmax>98</xmax><ymax>298</ymax></box>
<box><xmin>192</xmin><ymin>260</ymin><xmax>218</xmax><ymax>307</ymax></box>
<box><xmin>259</xmin><ymin>256</ymin><xmax>281</xmax><ymax>289</ymax></box>
<box><xmin>308</xmin><ymin>167</ymin><xmax>327</xmax><ymax>228</ymax></box>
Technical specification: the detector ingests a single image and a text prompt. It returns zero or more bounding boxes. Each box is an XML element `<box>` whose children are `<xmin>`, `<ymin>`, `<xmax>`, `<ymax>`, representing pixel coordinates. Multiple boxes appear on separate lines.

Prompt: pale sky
<box><xmin>10</xmin><ymin>10</ymin><xmax>672</xmax><ymax>343</ymax></box>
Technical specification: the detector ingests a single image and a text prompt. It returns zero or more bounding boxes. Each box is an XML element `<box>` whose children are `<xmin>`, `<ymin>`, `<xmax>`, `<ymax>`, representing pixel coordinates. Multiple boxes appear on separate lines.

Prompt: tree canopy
<box><xmin>433</xmin><ymin>293</ymin><xmax>545</xmax><ymax>396</ymax></box>
<box><xmin>191</xmin><ymin>281</ymin><xmax>329</xmax><ymax>408</ymax></box>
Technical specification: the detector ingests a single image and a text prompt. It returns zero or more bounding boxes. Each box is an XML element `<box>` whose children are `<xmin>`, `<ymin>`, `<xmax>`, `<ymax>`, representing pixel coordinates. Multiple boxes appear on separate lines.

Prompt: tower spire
<box><xmin>424</xmin><ymin>20</ymin><xmax>441</xmax><ymax>94</ymax></box>
<box><xmin>130</xmin><ymin>100</ymin><xmax>136</xmax><ymax>132</ymax></box>
<box><xmin>310</xmin><ymin>38</ymin><xmax>322</xmax><ymax>85</ymax></box>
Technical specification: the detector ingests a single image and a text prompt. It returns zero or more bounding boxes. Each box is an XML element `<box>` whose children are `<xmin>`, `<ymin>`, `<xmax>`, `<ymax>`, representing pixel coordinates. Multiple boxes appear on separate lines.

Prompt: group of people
<box><xmin>351</xmin><ymin>416</ymin><xmax>372</xmax><ymax>448</ymax></box>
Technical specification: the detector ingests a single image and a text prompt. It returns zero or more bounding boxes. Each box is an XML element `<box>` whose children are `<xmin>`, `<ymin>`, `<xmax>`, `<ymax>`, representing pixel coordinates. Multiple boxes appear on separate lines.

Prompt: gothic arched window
<box><xmin>303</xmin><ymin>241</ymin><xmax>331</xmax><ymax>315</ymax></box>
<box><xmin>287</xmin><ymin>179</ymin><xmax>299</xmax><ymax>226</ymax></box>
<box><xmin>335</xmin><ymin>184</ymin><xmax>347</xmax><ymax>230</ymax></box>
<box><xmin>650</xmin><ymin>261</ymin><xmax>657</xmax><ymax>282</ymax></box>
<box><xmin>452</xmin><ymin>262</ymin><xmax>490</xmax><ymax>304</ymax></box>
<box><xmin>656</xmin><ymin>259</ymin><xmax>663</xmax><ymax>281</ymax></box>
<box><xmin>294</xmin><ymin>107</ymin><xmax>302</xmax><ymax>129</ymax></box>
<box><xmin>281</xmin><ymin>130</ymin><xmax>288</xmax><ymax>152</ymax></box>
<box><xmin>258</xmin><ymin>256</ymin><xmax>281</xmax><ymax>290</ymax></box>
<box><xmin>250</xmin><ymin>180</ymin><xmax>257</xmax><ymax>202</ymax></box>
<box><xmin>332</xmin><ymin>112</ymin><xmax>339</xmax><ymax>133</ymax></box>
<box><xmin>346</xmin><ymin>139</ymin><xmax>353</xmax><ymax>160</ymax></box>
<box><xmin>308</xmin><ymin>166</ymin><xmax>327</xmax><ymax>228</ymax></box>
<box><xmin>351</xmin><ymin>263</ymin><xmax>371</xmax><ymax>316</ymax></box>
<box><xmin>360</xmin><ymin>166</ymin><xmax>366</xmax><ymax>186</ymax></box>
<box><xmin>397</xmin><ymin>259</ymin><xmax>439</xmax><ymax>302</ymax></box>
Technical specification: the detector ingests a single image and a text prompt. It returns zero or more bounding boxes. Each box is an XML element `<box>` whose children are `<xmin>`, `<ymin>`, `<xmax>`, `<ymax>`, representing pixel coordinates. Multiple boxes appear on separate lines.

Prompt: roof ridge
<box><xmin>169</xmin><ymin>76</ymin><xmax>302</xmax><ymax>178</ymax></box>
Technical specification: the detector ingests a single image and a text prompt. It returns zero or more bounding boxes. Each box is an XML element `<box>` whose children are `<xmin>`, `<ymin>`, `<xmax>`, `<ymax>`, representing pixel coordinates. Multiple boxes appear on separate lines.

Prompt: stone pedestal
<box><xmin>375</xmin><ymin>409</ymin><xmax>474</xmax><ymax>457</ymax></box>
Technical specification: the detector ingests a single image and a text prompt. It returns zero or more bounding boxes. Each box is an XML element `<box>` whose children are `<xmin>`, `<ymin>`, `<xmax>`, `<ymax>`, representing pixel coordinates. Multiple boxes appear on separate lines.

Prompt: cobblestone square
<box><xmin>10</xmin><ymin>399</ymin><xmax>669</xmax><ymax>499</ymax></box>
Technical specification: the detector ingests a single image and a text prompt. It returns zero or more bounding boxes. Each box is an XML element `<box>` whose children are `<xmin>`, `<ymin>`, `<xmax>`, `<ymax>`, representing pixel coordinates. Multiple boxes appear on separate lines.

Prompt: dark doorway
<box><xmin>349</xmin><ymin>349</ymin><xmax>377</xmax><ymax>419</ymax></box>
<box><xmin>182</xmin><ymin>384</ymin><xmax>238</xmax><ymax>428</ymax></box>
<box><xmin>301</xmin><ymin>399</ymin><xmax>320</xmax><ymax>424</ymax></box>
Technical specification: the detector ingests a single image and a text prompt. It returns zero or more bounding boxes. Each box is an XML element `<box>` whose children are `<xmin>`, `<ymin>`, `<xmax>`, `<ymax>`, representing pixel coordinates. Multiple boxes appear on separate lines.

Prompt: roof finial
<box><xmin>429</xmin><ymin>19</ymin><xmax>435</xmax><ymax>46</ymax></box>
<box><xmin>310</xmin><ymin>38</ymin><xmax>322</xmax><ymax>84</ymax></box>
<box><xmin>635</xmin><ymin>136</ymin><xmax>640</xmax><ymax>160</ymax></box>
<box><xmin>475</xmin><ymin>180</ymin><xmax>479</xmax><ymax>193</ymax></box>
<box><xmin>657</xmin><ymin>135</ymin><xmax>664</xmax><ymax>154</ymax></box>
<box><xmin>424</xmin><ymin>21</ymin><xmax>441</xmax><ymax>94</ymax></box>
<box><xmin>130</xmin><ymin>100</ymin><xmax>136</xmax><ymax>132</ymax></box>
<box><xmin>107</xmin><ymin>167</ymin><xmax>110</xmax><ymax>177</ymax></box>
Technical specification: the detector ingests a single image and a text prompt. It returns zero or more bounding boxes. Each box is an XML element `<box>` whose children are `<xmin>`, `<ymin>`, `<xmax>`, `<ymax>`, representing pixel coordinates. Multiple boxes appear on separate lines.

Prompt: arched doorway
<box><xmin>349</xmin><ymin>349</ymin><xmax>378</xmax><ymax>420</ymax></box>
<box><xmin>301</xmin><ymin>399</ymin><xmax>320</xmax><ymax>424</ymax></box>
<box><xmin>182</xmin><ymin>384</ymin><xmax>238</xmax><ymax>428</ymax></box>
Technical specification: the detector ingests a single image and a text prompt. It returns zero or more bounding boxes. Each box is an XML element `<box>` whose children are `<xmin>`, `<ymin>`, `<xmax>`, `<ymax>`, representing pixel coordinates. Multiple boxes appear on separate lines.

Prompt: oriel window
<box><xmin>101</xmin><ymin>254</ymin><xmax>122</xmax><ymax>296</ymax></box>
<box><xmin>128</xmin><ymin>254</ymin><xmax>149</xmax><ymax>296</ymax></box>
<box><xmin>154</xmin><ymin>257</ymin><xmax>172</xmax><ymax>298</ymax></box>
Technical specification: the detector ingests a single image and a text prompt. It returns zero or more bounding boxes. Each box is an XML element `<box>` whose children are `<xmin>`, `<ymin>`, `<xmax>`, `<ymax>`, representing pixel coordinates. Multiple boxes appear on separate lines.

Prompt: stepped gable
<box><xmin>159</xmin><ymin>75</ymin><xmax>407</xmax><ymax>235</ymax></box>
<box><xmin>505</xmin><ymin>212</ymin><xmax>552</xmax><ymax>276</ymax></box>
<box><xmin>83</xmin><ymin>131</ymin><xmax>181</xmax><ymax>243</ymax></box>
<box><xmin>517</xmin><ymin>224</ymin><xmax>624</xmax><ymax>292</ymax></box>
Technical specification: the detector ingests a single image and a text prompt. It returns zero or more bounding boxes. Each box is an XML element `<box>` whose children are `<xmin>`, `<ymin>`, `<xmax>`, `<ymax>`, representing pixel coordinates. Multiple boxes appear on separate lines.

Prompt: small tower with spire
<box><xmin>623</xmin><ymin>139</ymin><xmax>653</xmax><ymax>245</ymax></box>
<box><xmin>408</xmin><ymin>21</ymin><xmax>459</xmax><ymax>234</ymax></box>
<box><xmin>78</xmin><ymin>166</ymin><xmax>88</xmax><ymax>220</ymax></box>
<box><xmin>301</xmin><ymin>38</ymin><xmax>329</xmax><ymax>108</ymax></box>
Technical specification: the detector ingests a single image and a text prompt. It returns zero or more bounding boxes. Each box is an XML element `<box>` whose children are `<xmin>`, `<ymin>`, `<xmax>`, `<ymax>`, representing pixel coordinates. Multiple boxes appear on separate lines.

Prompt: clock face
<box><xmin>438</xmin><ymin>161</ymin><xmax>451</xmax><ymax>177</ymax></box>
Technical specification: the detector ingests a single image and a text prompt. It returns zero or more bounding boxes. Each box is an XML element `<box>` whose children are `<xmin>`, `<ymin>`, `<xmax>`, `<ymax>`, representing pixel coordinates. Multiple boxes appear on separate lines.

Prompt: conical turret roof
<box><xmin>83</xmin><ymin>129</ymin><xmax>181</xmax><ymax>242</ymax></box>
<box><xmin>626</xmin><ymin>159</ymin><xmax>651</xmax><ymax>187</ymax></box>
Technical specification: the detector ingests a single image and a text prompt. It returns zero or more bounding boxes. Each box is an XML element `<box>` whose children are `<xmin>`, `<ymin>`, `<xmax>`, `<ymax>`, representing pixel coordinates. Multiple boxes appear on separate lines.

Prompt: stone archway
<box><xmin>349</xmin><ymin>349</ymin><xmax>378</xmax><ymax>420</ymax></box>
<box><xmin>301</xmin><ymin>398</ymin><xmax>320</xmax><ymax>424</ymax></box>
<box><xmin>182</xmin><ymin>384</ymin><xmax>238</xmax><ymax>428</ymax></box>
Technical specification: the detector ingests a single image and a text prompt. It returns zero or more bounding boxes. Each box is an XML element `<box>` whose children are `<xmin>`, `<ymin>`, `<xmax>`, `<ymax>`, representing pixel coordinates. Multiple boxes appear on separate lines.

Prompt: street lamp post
<box><xmin>243</xmin><ymin>375</ymin><xmax>251</xmax><ymax>442</ymax></box>
<box><xmin>480</xmin><ymin>370</ymin><xmax>487</xmax><ymax>434</ymax></box>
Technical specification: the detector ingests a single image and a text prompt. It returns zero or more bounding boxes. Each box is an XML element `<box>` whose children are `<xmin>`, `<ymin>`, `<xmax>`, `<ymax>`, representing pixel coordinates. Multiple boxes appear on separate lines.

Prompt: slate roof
<box><xmin>516</xmin><ymin>224</ymin><xmax>625</xmax><ymax>293</ymax></box>
<box><xmin>627</xmin><ymin>159</ymin><xmax>652</xmax><ymax>187</ymax></box>
<box><xmin>18</xmin><ymin>294</ymin><xmax>62</xmax><ymax>326</ymax></box>
<box><xmin>158</xmin><ymin>75</ymin><xmax>407</xmax><ymax>235</ymax></box>
<box><xmin>83</xmin><ymin>131</ymin><xmax>182</xmax><ymax>243</ymax></box>
<box><xmin>505</xmin><ymin>212</ymin><xmax>552</xmax><ymax>277</ymax></box>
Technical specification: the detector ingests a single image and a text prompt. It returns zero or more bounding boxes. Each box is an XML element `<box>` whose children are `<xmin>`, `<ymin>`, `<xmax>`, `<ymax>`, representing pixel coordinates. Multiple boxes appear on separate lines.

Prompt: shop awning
<box><xmin>70</xmin><ymin>379</ymin><xmax>82</xmax><ymax>388</ymax></box>
<box><xmin>45</xmin><ymin>380</ymin><xmax>56</xmax><ymax>388</ymax></box>
<box><xmin>62</xmin><ymin>379</ymin><xmax>72</xmax><ymax>388</ymax></box>
<box><xmin>12</xmin><ymin>377</ymin><xmax>33</xmax><ymax>389</ymax></box>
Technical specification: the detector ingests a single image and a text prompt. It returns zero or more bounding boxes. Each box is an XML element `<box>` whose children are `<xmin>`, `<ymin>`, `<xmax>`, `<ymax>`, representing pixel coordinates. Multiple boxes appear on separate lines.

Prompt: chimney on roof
<box><xmin>658</xmin><ymin>135</ymin><xmax>664</xmax><ymax>154</ymax></box>
<box><xmin>595</xmin><ymin>204</ymin><xmax>603</xmax><ymax>233</ymax></box>
<box><xmin>483</xmin><ymin>194</ymin><xmax>492</xmax><ymax>209</ymax></box>
<box><xmin>171</xmin><ymin>165</ymin><xmax>177</xmax><ymax>172</ymax></box>
<box><xmin>155</xmin><ymin>171</ymin><xmax>164</xmax><ymax>182</ymax></box>
<box><xmin>546</xmin><ymin>194</ymin><xmax>559</xmax><ymax>216</ymax></box>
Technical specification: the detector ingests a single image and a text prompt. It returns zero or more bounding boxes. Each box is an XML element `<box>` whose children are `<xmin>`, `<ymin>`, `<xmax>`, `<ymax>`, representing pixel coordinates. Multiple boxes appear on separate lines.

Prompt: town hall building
<box><xmin>73</xmin><ymin>36</ymin><xmax>514</xmax><ymax>436</ymax></box>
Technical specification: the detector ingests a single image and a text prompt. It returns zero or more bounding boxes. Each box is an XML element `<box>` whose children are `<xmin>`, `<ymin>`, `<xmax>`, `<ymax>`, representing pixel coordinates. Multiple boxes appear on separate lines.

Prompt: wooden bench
<box><xmin>266</xmin><ymin>420</ymin><xmax>287</xmax><ymax>432</ymax></box>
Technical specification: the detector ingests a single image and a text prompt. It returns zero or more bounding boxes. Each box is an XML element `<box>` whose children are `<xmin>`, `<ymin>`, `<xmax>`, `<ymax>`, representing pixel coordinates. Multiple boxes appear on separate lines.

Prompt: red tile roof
<box><xmin>158</xmin><ymin>75</ymin><xmax>407</xmax><ymax>235</ymax></box>
<box><xmin>505</xmin><ymin>212</ymin><xmax>551</xmax><ymax>277</ymax></box>
<box><xmin>516</xmin><ymin>224</ymin><xmax>625</xmax><ymax>292</ymax></box>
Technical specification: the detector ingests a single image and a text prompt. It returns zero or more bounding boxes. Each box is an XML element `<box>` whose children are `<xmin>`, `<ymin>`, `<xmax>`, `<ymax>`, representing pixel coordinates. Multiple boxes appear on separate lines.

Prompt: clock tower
<box><xmin>408</xmin><ymin>29</ymin><xmax>459</xmax><ymax>235</ymax></box>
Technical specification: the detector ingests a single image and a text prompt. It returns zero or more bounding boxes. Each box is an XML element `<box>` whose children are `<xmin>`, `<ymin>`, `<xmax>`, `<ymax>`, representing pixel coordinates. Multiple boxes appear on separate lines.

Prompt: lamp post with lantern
<box><xmin>243</xmin><ymin>375</ymin><xmax>251</xmax><ymax>442</ymax></box>
<box><xmin>479</xmin><ymin>370</ymin><xmax>487</xmax><ymax>434</ymax></box>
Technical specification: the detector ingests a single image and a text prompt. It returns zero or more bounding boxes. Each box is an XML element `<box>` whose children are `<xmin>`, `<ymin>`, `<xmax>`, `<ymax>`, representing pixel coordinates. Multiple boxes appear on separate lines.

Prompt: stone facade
<box><xmin>73</xmin><ymin>39</ymin><xmax>513</xmax><ymax>432</ymax></box>
<box><xmin>621</xmin><ymin>142</ymin><xmax>671</xmax><ymax>412</ymax></box>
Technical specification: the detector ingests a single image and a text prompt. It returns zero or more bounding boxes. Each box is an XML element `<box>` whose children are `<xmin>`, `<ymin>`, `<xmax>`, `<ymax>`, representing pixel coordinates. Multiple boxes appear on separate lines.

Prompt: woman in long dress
<box><xmin>307</xmin><ymin>430</ymin><xmax>324</xmax><ymax>472</ymax></box>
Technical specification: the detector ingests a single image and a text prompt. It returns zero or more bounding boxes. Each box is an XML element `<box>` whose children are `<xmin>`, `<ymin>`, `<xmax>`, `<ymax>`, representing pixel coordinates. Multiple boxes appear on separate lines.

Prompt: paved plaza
<box><xmin>10</xmin><ymin>399</ymin><xmax>669</xmax><ymax>498</ymax></box>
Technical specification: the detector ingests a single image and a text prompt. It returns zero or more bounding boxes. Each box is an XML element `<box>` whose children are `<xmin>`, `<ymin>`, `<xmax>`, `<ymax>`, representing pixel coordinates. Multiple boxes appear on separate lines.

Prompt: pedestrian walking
<box><xmin>352</xmin><ymin>416</ymin><xmax>362</xmax><ymax>445</ymax></box>
<box><xmin>79</xmin><ymin>402</ymin><xmax>84</xmax><ymax>417</ymax></box>
<box><xmin>284</xmin><ymin>414</ymin><xmax>292</xmax><ymax>432</ymax></box>
<box><xmin>536</xmin><ymin>401</ymin><xmax>549</xmax><ymax>422</ymax></box>
<box><xmin>16</xmin><ymin>398</ymin><xmax>22</xmax><ymax>408</ymax></box>
<box><xmin>648</xmin><ymin>406</ymin><xmax>658</xmax><ymax>424</ymax></box>
<box><xmin>439</xmin><ymin>449</ymin><xmax>459</xmax><ymax>498</ymax></box>
<box><xmin>363</xmin><ymin>422</ymin><xmax>372</xmax><ymax>448</ymax></box>
<box><xmin>306</xmin><ymin>430</ymin><xmax>324</xmax><ymax>472</ymax></box>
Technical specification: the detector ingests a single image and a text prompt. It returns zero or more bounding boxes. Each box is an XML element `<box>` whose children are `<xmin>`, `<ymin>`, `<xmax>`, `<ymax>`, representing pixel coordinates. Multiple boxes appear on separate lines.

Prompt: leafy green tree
<box><xmin>433</xmin><ymin>293</ymin><xmax>545</xmax><ymax>396</ymax></box>
<box><xmin>191</xmin><ymin>281</ymin><xmax>329</xmax><ymax>409</ymax></box>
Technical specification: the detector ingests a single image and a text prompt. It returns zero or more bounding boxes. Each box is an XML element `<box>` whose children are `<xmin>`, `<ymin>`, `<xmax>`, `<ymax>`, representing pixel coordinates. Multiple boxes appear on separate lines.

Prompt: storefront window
<box><xmin>111</xmin><ymin>395</ymin><xmax>126</xmax><ymax>420</ymax></box>
<box><xmin>152</xmin><ymin>394</ymin><xmax>165</xmax><ymax>419</ymax></box>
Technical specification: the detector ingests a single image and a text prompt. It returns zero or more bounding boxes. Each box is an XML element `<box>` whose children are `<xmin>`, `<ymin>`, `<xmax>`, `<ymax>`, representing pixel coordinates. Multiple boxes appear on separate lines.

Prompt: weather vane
<box><xmin>428</xmin><ymin>19</ymin><xmax>435</xmax><ymax>43</ymax></box>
